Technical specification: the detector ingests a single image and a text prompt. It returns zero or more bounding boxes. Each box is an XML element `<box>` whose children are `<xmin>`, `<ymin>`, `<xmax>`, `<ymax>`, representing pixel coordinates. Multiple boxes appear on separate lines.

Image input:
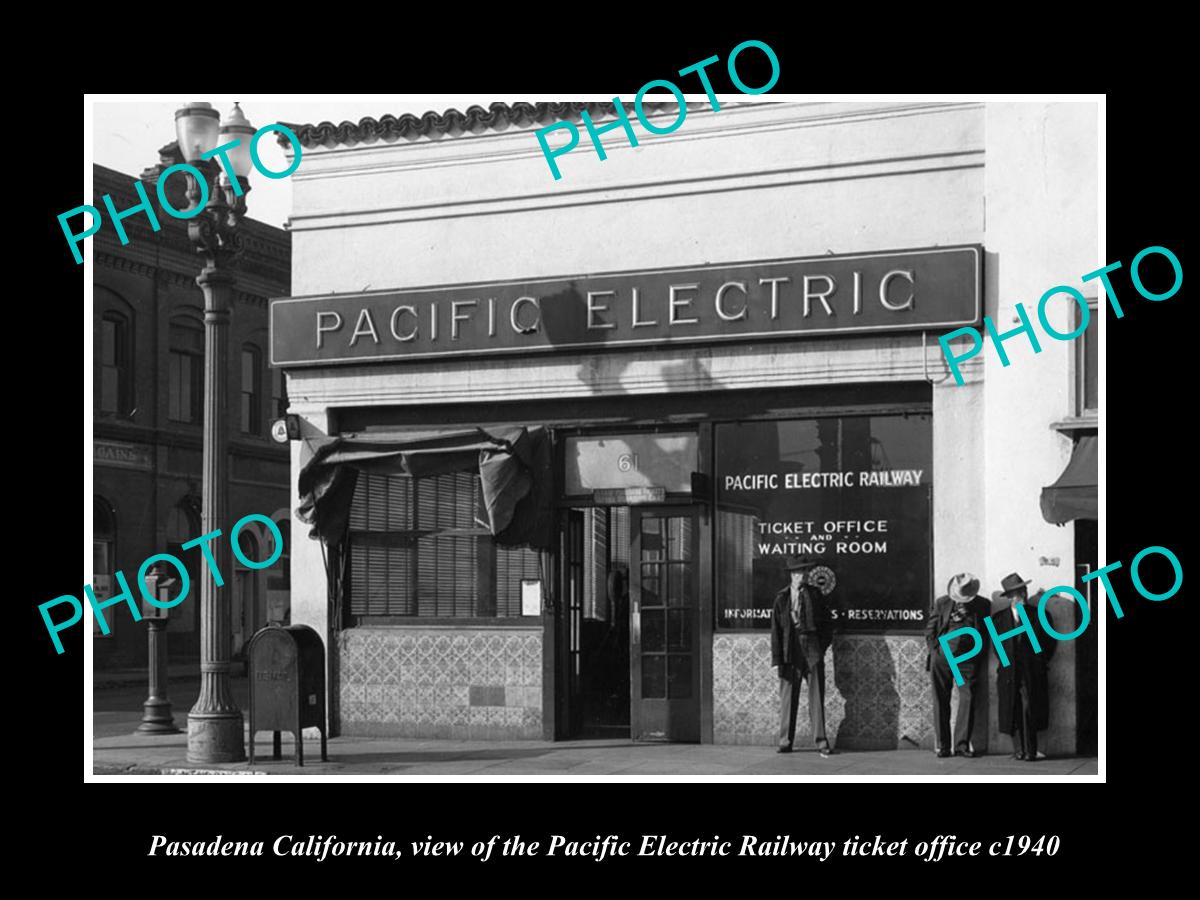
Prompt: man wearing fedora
<box><xmin>770</xmin><ymin>556</ymin><xmax>834</xmax><ymax>756</ymax></box>
<box><xmin>994</xmin><ymin>573</ymin><xmax>1057</xmax><ymax>762</ymax></box>
<box><xmin>926</xmin><ymin>573</ymin><xmax>990</xmax><ymax>758</ymax></box>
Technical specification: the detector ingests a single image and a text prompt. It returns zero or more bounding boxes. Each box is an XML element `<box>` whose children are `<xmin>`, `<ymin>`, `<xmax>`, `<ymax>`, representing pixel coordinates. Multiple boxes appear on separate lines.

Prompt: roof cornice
<box><xmin>279</xmin><ymin>101</ymin><xmax>688</xmax><ymax>149</ymax></box>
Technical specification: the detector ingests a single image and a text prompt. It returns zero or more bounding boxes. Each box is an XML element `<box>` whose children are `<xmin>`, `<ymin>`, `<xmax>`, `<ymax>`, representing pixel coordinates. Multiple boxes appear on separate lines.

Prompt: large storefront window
<box><xmin>348</xmin><ymin>471</ymin><xmax>540</xmax><ymax>621</ymax></box>
<box><xmin>716</xmin><ymin>414</ymin><xmax>932</xmax><ymax>632</ymax></box>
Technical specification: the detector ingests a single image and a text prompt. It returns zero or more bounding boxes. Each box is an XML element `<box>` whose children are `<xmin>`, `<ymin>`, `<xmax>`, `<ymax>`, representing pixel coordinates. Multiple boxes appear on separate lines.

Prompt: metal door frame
<box><xmin>630</xmin><ymin>504</ymin><xmax>702</xmax><ymax>742</ymax></box>
<box><xmin>554</xmin><ymin>509</ymin><xmax>586</xmax><ymax>739</ymax></box>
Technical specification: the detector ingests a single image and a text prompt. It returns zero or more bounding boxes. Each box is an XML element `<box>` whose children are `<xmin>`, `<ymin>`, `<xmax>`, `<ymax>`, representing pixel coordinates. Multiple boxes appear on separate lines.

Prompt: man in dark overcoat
<box><xmin>770</xmin><ymin>556</ymin><xmax>834</xmax><ymax>756</ymax></box>
<box><xmin>926</xmin><ymin>572</ymin><xmax>991</xmax><ymax>758</ymax></box>
<box><xmin>994</xmin><ymin>573</ymin><xmax>1057</xmax><ymax>761</ymax></box>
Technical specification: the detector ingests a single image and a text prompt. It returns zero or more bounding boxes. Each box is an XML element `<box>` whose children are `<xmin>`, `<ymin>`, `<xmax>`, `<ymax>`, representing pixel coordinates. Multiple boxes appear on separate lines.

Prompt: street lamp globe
<box><xmin>175</xmin><ymin>101</ymin><xmax>220</xmax><ymax>162</ymax></box>
<box><xmin>220</xmin><ymin>102</ymin><xmax>257</xmax><ymax>184</ymax></box>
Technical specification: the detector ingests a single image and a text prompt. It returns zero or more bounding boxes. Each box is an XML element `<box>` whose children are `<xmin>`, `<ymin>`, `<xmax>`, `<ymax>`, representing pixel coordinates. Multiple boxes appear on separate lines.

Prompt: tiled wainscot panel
<box><xmin>713</xmin><ymin>633</ymin><xmax>949</xmax><ymax>750</ymax></box>
<box><xmin>339</xmin><ymin>627</ymin><xmax>543</xmax><ymax>739</ymax></box>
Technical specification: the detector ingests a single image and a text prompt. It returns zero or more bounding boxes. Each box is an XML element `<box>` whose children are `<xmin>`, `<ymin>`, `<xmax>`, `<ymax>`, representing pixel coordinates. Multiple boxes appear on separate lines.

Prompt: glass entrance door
<box><xmin>631</xmin><ymin>507</ymin><xmax>700</xmax><ymax>741</ymax></box>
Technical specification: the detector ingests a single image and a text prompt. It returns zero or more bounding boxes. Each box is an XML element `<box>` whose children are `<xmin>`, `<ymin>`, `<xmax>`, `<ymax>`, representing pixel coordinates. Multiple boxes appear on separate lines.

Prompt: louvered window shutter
<box><xmin>348</xmin><ymin>468</ymin><xmax>532</xmax><ymax>620</ymax></box>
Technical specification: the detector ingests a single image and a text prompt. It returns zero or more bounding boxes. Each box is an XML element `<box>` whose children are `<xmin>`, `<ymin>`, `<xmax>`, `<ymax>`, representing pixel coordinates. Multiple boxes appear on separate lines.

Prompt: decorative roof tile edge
<box><xmin>276</xmin><ymin>101</ymin><xmax>699</xmax><ymax>149</ymax></box>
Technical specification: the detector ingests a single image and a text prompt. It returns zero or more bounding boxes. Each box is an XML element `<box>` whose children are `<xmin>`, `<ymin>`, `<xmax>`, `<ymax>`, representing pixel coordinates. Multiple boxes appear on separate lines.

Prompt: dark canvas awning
<box><xmin>297</xmin><ymin>426</ymin><xmax>554</xmax><ymax>550</ymax></box>
<box><xmin>1040</xmin><ymin>434</ymin><xmax>1097</xmax><ymax>524</ymax></box>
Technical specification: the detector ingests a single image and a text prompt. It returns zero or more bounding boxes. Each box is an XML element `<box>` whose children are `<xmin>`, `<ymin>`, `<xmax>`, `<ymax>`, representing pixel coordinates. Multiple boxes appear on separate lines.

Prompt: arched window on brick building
<box><xmin>93</xmin><ymin>497</ymin><xmax>117</xmax><ymax>637</ymax></box>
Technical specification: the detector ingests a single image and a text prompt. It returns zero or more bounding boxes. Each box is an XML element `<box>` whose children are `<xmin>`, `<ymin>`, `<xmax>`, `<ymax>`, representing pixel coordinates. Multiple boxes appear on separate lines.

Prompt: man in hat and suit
<box><xmin>770</xmin><ymin>556</ymin><xmax>834</xmax><ymax>756</ymax></box>
<box><xmin>926</xmin><ymin>572</ymin><xmax>990</xmax><ymax>758</ymax></box>
<box><xmin>994</xmin><ymin>573</ymin><xmax>1057</xmax><ymax>761</ymax></box>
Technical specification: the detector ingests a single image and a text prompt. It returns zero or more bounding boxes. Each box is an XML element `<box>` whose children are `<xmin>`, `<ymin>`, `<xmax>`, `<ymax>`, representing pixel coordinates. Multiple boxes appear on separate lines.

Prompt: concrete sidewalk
<box><xmin>93</xmin><ymin>664</ymin><xmax>236</xmax><ymax>690</ymax></box>
<box><xmin>93</xmin><ymin>731</ymin><xmax>1099</xmax><ymax>777</ymax></box>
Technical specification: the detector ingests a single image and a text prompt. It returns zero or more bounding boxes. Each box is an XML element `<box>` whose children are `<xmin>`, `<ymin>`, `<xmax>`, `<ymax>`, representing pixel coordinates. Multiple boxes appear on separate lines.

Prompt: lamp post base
<box><xmin>137</xmin><ymin>699</ymin><xmax>180</xmax><ymax>734</ymax></box>
<box><xmin>187</xmin><ymin>712</ymin><xmax>246</xmax><ymax>763</ymax></box>
<box><xmin>139</xmin><ymin>618</ymin><xmax>178</xmax><ymax>733</ymax></box>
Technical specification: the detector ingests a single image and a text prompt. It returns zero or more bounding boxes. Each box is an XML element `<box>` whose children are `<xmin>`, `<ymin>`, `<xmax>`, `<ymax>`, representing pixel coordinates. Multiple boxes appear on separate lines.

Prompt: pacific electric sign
<box><xmin>270</xmin><ymin>246</ymin><xmax>982</xmax><ymax>366</ymax></box>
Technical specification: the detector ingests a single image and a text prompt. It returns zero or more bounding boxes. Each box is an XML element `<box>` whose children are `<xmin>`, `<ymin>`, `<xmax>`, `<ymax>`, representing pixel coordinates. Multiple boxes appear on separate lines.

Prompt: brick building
<box><xmin>92</xmin><ymin>158</ymin><xmax>292</xmax><ymax>670</ymax></box>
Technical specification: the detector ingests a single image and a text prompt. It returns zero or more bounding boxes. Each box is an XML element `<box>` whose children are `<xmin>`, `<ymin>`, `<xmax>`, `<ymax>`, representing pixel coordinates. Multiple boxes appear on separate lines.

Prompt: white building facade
<box><xmin>275</xmin><ymin>100</ymin><xmax>1098</xmax><ymax>754</ymax></box>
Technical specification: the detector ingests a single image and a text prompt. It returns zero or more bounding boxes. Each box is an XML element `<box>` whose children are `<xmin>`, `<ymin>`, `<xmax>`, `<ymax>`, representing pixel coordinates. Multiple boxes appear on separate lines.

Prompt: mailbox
<box><xmin>247</xmin><ymin>624</ymin><xmax>328</xmax><ymax>766</ymax></box>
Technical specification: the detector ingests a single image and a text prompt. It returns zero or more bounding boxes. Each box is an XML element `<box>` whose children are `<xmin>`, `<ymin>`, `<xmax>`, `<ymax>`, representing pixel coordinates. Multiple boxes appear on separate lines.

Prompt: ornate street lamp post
<box><xmin>174</xmin><ymin>101</ymin><xmax>256</xmax><ymax>763</ymax></box>
<box><xmin>137</xmin><ymin>561</ymin><xmax>181</xmax><ymax>734</ymax></box>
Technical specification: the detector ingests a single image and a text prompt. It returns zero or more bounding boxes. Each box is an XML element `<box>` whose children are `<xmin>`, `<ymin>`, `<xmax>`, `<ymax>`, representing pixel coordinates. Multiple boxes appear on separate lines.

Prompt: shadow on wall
<box><xmin>539</xmin><ymin>283</ymin><xmax>723</xmax><ymax>399</ymax></box>
<box><xmin>832</xmin><ymin>637</ymin><xmax>902</xmax><ymax>751</ymax></box>
<box><xmin>539</xmin><ymin>285</ymin><xmax>625</xmax><ymax>396</ymax></box>
<box><xmin>962</xmin><ymin>668</ymin><xmax>990</xmax><ymax>755</ymax></box>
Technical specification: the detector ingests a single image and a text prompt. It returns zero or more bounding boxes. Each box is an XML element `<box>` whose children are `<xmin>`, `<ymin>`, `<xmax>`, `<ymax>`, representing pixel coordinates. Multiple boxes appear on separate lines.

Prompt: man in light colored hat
<box><xmin>770</xmin><ymin>556</ymin><xmax>834</xmax><ymax>756</ymax></box>
<box><xmin>926</xmin><ymin>572</ymin><xmax>990</xmax><ymax>758</ymax></box>
<box><xmin>994</xmin><ymin>573</ymin><xmax>1057</xmax><ymax>762</ymax></box>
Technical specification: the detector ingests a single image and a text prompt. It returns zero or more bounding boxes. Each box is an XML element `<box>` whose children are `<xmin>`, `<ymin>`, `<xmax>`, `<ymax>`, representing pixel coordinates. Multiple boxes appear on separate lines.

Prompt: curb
<box><xmin>95</xmin><ymin>764</ymin><xmax>168</xmax><ymax>775</ymax></box>
<box><xmin>94</xmin><ymin>763</ymin><xmax>269</xmax><ymax>776</ymax></box>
